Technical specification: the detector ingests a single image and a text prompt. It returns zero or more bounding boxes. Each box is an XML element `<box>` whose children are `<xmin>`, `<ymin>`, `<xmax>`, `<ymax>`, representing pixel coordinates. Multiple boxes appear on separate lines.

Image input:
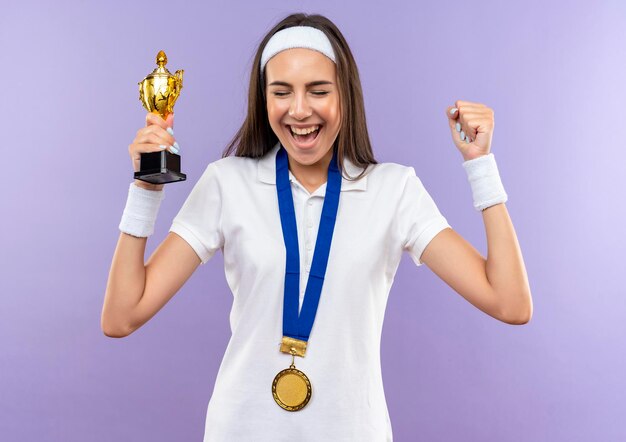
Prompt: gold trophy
<box><xmin>135</xmin><ymin>50</ymin><xmax>186</xmax><ymax>184</ymax></box>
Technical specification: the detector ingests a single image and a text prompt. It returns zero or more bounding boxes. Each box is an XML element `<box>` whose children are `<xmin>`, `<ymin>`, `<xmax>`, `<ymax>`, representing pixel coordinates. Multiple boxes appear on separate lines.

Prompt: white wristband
<box><xmin>118</xmin><ymin>182</ymin><xmax>166</xmax><ymax>237</ymax></box>
<box><xmin>462</xmin><ymin>153</ymin><xmax>508</xmax><ymax>211</ymax></box>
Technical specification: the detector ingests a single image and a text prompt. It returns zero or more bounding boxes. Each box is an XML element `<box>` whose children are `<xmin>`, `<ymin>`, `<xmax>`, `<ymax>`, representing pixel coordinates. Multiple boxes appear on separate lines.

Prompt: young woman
<box><xmin>103</xmin><ymin>12</ymin><xmax>532</xmax><ymax>442</ymax></box>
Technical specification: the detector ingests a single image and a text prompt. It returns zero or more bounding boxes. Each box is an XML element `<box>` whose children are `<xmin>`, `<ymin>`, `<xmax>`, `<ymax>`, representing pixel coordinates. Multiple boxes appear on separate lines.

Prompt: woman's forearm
<box><xmin>101</xmin><ymin>232</ymin><xmax>148</xmax><ymax>337</ymax></box>
<box><xmin>482</xmin><ymin>202</ymin><xmax>533</xmax><ymax>323</ymax></box>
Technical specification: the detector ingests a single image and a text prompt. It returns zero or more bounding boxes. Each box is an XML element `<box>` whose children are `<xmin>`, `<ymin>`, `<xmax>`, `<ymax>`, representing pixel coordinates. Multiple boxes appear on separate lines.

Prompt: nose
<box><xmin>288</xmin><ymin>91</ymin><xmax>313</xmax><ymax>120</ymax></box>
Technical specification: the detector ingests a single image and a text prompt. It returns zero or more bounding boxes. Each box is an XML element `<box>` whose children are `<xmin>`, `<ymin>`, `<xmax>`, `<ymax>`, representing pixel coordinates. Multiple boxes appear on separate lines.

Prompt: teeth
<box><xmin>290</xmin><ymin>125</ymin><xmax>319</xmax><ymax>135</ymax></box>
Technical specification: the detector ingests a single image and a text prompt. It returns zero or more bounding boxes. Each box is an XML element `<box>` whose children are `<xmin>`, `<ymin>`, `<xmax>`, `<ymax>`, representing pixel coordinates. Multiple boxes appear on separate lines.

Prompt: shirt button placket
<box><xmin>305</xmin><ymin>198</ymin><xmax>314</xmax><ymax>272</ymax></box>
<box><xmin>304</xmin><ymin>197</ymin><xmax>313</xmax><ymax>273</ymax></box>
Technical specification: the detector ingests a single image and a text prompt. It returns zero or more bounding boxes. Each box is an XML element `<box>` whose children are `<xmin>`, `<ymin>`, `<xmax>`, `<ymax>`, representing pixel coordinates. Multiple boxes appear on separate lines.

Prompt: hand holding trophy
<box><xmin>131</xmin><ymin>50</ymin><xmax>187</xmax><ymax>186</ymax></box>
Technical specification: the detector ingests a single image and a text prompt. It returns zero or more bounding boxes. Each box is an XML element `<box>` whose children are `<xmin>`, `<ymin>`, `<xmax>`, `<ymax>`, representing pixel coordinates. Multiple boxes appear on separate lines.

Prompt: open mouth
<box><xmin>286</xmin><ymin>124</ymin><xmax>323</xmax><ymax>148</ymax></box>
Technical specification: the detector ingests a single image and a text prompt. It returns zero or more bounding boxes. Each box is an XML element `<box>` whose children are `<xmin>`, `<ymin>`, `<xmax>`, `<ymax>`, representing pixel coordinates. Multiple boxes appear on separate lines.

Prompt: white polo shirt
<box><xmin>169</xmin><ymin>142</ymin><xmax>451</xmax><ymax>442</ymax></box>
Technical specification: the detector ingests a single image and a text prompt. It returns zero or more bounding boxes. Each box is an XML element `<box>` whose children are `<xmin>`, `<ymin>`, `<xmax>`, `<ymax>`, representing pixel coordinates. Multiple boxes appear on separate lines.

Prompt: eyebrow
<box><xmin>268</xmin><ymin>80</ymin><xmax>334</xmax><ymax>87</ymax></box>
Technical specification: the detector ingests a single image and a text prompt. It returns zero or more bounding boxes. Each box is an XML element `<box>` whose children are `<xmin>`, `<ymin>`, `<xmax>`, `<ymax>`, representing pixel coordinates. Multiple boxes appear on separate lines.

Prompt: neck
<box><xmin>287</xmin><ymin>148</ymin><xmax>334</xmax><ymax>189</ymax></box>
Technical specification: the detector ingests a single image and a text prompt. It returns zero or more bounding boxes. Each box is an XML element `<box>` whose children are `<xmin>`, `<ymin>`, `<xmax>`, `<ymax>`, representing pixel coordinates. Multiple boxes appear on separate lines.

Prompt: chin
<box><xmin>283</xmin><ymin>142</ymin><xmax>331</xmax><ymax>165</ymax></box>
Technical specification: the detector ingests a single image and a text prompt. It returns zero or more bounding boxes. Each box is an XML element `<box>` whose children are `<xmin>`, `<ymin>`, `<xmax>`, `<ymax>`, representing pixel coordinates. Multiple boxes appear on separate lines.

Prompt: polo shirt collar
<box><xmin>257</xmin><ymin>142</ymin><xmax>367</xmax><ymax>191</ymax></box>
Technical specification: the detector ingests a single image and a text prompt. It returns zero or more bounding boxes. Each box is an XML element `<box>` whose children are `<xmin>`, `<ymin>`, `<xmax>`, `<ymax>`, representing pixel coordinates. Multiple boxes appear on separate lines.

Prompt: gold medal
<box><xmin>272</xmin><ymin>337</ymin><xmax>312</xmax><ymax>411</ymax></box>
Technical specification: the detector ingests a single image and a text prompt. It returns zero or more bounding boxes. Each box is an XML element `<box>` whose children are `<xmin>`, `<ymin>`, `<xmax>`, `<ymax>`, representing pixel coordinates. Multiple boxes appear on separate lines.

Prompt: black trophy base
<box><xmin>134</xmin><ymin>150</ymin><xmax>187</xmax><ymax>184</ymax></box>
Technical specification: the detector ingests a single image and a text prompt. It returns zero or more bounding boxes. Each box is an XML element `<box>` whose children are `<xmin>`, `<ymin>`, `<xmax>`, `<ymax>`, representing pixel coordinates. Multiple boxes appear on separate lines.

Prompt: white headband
<box><xmin>260</xmin><ymin>26</ymin><xmax>337</xmax><ymax>78</ymax></box>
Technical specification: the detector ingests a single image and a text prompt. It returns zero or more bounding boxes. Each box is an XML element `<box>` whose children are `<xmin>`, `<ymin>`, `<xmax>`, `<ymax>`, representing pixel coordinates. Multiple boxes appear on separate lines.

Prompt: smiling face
<box><xmin>265</xmin><ymin>47</ymin><xmax>341</xmax><ymax>175</ymax></box>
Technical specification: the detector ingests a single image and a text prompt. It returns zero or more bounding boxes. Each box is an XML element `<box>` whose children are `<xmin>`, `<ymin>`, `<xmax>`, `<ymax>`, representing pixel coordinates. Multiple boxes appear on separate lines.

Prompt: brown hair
<box><xmin>221</xmin><ymin>13</ymin><xmax>377</xmax><ymax>181</ymax></box>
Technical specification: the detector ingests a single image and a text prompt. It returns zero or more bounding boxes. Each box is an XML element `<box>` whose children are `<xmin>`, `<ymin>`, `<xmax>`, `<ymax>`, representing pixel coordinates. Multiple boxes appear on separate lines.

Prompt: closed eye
<box><xmin>272</xmin><ymin>91</ymin><xmax>330</xmax><ymax>97</ymax></box>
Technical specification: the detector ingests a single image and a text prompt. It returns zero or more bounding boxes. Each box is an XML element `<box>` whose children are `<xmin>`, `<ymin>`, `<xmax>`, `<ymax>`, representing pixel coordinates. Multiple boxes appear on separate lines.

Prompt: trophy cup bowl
<box><xmin>135</xmin><ymin>50</ymin><xmax>187</xmax><ymax>184</ymax></box>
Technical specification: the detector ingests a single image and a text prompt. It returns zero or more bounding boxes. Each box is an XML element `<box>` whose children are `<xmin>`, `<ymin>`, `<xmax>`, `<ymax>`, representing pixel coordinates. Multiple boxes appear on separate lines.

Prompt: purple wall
<box><xmin>2</xmin><ymin>0</ymin><xmax>625</xmax><ymax>440</ymax></box>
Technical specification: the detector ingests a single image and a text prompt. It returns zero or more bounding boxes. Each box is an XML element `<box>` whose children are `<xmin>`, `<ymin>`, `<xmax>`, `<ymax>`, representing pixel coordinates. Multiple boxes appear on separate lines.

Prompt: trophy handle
<box><xmin>138</xmin><ymin>81</ymin><xmax>145</xmax><ymax>106</ymax></box>
<box><xmin>174</xmin><ymin>69</ymin><xmax>184</xmax><ymax>96</ymax></box>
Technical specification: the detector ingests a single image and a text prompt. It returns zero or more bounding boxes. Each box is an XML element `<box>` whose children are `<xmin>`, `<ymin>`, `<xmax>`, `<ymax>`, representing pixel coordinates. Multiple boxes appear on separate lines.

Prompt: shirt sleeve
<box><xmin>169</xmin><ymin>162</ymin><xmax>224</xmax><ymax>265</ymax></box>
<box><xmin>396</xmin><ymin>166</ymin><xmax>451</xmax><ymax>267</ymax></box>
